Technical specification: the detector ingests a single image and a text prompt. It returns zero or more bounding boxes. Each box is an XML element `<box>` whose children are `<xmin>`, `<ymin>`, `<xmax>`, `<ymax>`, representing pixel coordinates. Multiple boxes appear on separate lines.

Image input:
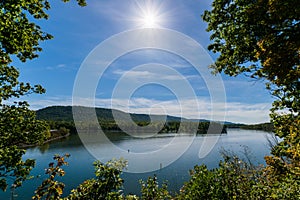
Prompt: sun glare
<box><xmin>133</xmin><ymin>1</ymin><xmax>166</xmax><ymax>29</ymax></box>
<box><xmin>141</xmin><ymin>13</ymin><xmax>159</xmax><ymax>28</ymax></box>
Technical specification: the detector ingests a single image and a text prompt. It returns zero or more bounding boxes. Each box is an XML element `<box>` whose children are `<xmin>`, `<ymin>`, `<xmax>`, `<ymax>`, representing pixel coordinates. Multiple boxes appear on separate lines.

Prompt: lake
<box><xmin>1</xmin><ymin>129</ymin><xmax>273</xmax><ymax>199</ymax></box>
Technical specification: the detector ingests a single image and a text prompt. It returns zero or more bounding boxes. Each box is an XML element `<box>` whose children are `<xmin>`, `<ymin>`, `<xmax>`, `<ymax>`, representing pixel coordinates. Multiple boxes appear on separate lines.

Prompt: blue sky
<box><xmin>16</xmin><ymin>0</ymin><xmax>273</xmax><ymax>124</ymax></box>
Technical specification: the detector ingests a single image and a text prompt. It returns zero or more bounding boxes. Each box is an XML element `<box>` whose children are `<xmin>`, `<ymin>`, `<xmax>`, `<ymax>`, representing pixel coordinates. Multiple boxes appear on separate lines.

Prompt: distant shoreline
<box><xmin>19</xmin><ymin>132</ymin><xmax>70</xmax><ymax>148</ymax></box>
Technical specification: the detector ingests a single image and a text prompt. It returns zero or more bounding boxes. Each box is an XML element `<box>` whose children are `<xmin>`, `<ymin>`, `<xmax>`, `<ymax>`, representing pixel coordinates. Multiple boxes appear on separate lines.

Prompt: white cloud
<box><xmin>28</xmin><ymin>96</ymin><xmax>72</xmax><ymax>110</ymax></box>
<box><xmin>57</xmin><ymin>64</ymin><xmax>66</xmax><ymax>68</ymax></box>
<box><xmin>113</xmin><ymin>69</ymin><xmax>188</xmax><ymax>81</ymax></box>
<box><xmin>46</xmin><ymin>64</ymin><xmax>68</xmax><ymax>70</ymax></box>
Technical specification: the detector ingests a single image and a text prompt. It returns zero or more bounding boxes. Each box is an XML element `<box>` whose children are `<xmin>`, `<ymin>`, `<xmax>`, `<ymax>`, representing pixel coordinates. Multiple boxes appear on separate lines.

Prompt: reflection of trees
<box><xmin>38</xmin><ymin>143</ymin><xmax>50</xmax><ymax>154</ymax></box>
<box><xmin>87</xmin><ymin>120</ymin><xmax>227</xmax><ymax>135</ymax></box>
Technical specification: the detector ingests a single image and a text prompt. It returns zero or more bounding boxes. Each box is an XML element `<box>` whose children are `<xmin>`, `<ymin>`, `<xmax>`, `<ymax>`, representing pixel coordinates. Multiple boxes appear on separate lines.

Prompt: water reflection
<box><xmin>0</xmin><ymin>129</ymin><xmax>272</xmax><ymax>199</ymax></box>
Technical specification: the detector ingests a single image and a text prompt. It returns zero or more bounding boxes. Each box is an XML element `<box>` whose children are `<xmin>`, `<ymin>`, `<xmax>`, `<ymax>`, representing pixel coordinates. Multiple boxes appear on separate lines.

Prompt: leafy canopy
<box><xmin>202</xmin><ymin>0</ymin><xmax>300</xmax><ymax>198</ymax></box>
<box><xmin>202</xmin><ymin>0</ymin><xmax>299</xmax><ymax>113</ymax></box>
<box><xmin>0</xmin><ymin>0</ymin><xmax>86</xmax><ymax>191</ymax></box>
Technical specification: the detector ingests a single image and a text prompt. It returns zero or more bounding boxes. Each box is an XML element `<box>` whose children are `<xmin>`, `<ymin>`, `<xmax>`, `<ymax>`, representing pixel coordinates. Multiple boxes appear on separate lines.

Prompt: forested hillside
<box><xmin>36</xmin><ymin>106</ymin><xmax>227</xmax><ymax>134</ymax></box>
<box><xmin>36</xmin><ymin>106</ymin><xmax>185</xmax><ymax>122</ymax></box>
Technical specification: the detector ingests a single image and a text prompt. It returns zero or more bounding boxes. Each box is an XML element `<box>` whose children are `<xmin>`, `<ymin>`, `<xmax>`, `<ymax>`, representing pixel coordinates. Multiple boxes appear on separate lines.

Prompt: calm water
<box><xmin>1</xmin><ymin>129</ymin><xmax>273</xmax><ymax>199</ymax></box>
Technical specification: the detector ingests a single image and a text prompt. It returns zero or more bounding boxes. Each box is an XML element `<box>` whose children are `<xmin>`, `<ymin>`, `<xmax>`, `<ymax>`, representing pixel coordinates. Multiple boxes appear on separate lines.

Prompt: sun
<box><xmin>133</xmin><ymin>1</ymin><xmax>166</xmax><ymax>29</ymax></box>
<box><xmin>141</xmin><ymin>13</ymin><xmax>159</xmax><ymax>28</ymax></box>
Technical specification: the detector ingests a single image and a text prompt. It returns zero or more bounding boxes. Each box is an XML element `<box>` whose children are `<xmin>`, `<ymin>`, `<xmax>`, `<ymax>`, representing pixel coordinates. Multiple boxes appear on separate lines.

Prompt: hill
<box><xmin>36</xmin><ymin>105</ymin><xmax>184</xmax><ymax>123</ymax></box>
<box><xmin>35</xmin><ymin>106</ymin><xmax>228</xmax><ymax>134</ymax></box>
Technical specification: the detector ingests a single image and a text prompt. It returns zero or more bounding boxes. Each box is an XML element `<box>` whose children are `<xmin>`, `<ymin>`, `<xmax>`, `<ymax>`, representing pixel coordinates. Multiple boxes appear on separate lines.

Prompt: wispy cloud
<box><xmin>46</xmin><ymin>64</ymin><xmax>67</xmax><ymax>70</ymax></box>
<box><xmin>57</xmin><ymin>64</ymin><xmax>66</xmax><ymax>68</ymax></box>
<box><xmin>28</xmin><ymin>96</ymin><xmax>72</xmax><ymax>110</ymax></box>
<box><xmin>113</xmin><ymin>69</ymin><xmax>192</xmax><ymax>81</ymax></box>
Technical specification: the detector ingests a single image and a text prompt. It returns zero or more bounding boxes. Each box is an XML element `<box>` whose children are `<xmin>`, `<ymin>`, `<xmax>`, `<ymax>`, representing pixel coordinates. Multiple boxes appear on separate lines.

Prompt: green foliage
<box><xmin>203</xmin><ymin>0</ymin><xmax>300</xmax><ymax>198</ymax></box>
<box><xmin>177</xmin><ymin>165</ymin><xmax>220</xmax><ymax>199</ymax></box>
<box><xmin>241</xmin><ymin>122</ymin><xmax>274</xmax><ymax>132</ymax></box>
<box><xmin>62</xmin><ymin>0</ymin><xmax>87</xmax><ymax>7</ymax></box>
<box><xmin>32</xmin><ymin>156</ymin><xmax>128</xmax><ymax>200</ymax></box>
<box><xmin>58</xmin><ymin>127</ymin><xmax>70</xmax><ymax>136</ymax></box>
<box><xmin>43</xmin><ymin>128</ymin><xmax>70</xmax><ymax>143</ymax></box>
<box><xmin>0</xmin><ymin>101</ymin><xmax>49</xmax><ymax>191</ymax></box>
<box><xmin>140</xmin><ymin>175</ymin><xmax>171</xmax><ymax>200</ymax></box>
<box><xmin>32</xmin><ymin>157</ymin><xmax>173</xmax><ymax>200</ymax></box>
<box><xmin>202</xmin><ymin>0</ymin><xmax>299</xmax><ymax>121</ymax></box>
<box><xmin>202</xmin><ymin>0</ymin><xmax>299</xmax><ymax>120</ymax></box>
<box><xmin>177</xmin><ymin>153</ymin><xmax>261</xmax><ymax>200</ymax></box>
<box><xmin>123</xmin><ymin>195</ymin><xmax>139</xmax><ymax>200</ymax></box>
<box><xmin>0</xmin><ymin>0</ymin><xmax>86</xmax><ymax>192</ymax></box>
<box><xmin>252</xmin><ymin>171</ymin><xmax>300</xmax><ymax>199</ymax></box>
<box><xmin>0</xmin><ymin>146</ymin><xmax>35</xmax><ymax>191</ymax></box>
<box><xmin>66</xmin><ymin>158</ymin><xmax>127</xmax><ymax>200</ymax></box>
<box><xmin>0</xmin><ymin>0</ymin><xmax>84</xmax><ymax>63</ymax></box>
<box><xmin>202</xmin><ymin>0</ymin><xmax>299</xmax><ymax>86</ymax></box>
<box><xmin>33</xmin><ymin>154</ymin><xmax>70</xmax><ymax>200</ymax></box>
<box><xmin>30</xmin><ymin>153</ymin><xmax>295</xmax><ymax>200</ymax></box>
